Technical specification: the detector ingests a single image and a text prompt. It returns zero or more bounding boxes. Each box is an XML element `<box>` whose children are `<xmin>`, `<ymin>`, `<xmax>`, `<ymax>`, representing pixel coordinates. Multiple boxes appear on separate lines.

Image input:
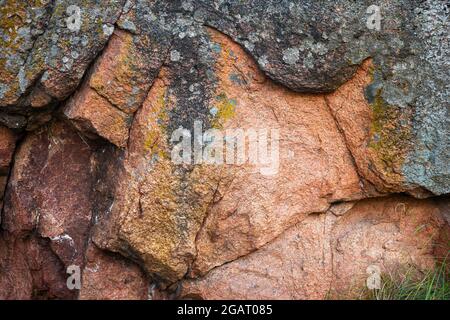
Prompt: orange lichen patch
<box><xmin>367</xmin><ymin>90</ymin><xmax>413</xmax><ymax>188</ymax></box>
<box><xmin>100</xmin><ymin>68</ymin><xmax>222</xmax><ymax>283</ymax></box>
<box><xmin>89</xmin><ymin>29</ymin><xmax>151</xmax><ymax>114</ymax></box>
<box><xmin>141</xmin><ymin>79</ymin><xmax>170</xmax><ymax>160</ymax></box>
<box><xmin>94</xmin><ymin>28</ymin><xmax>418</xmax><ymax>285</ymax></box>
<box><xmin>326</xmin><ymin>59</ymin><xmax>411</xmax><ymax>193</ymax></box>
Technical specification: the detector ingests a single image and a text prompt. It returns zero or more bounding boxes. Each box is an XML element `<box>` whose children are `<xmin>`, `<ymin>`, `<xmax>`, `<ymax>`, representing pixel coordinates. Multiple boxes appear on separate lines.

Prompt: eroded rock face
<box><xmin>0</xmin><ymin>232</ymin><xmax>75</xmax><ymax>299</ymax></box>
<box><xmin>0</xmin><ymin>0</ymin><xmax>125</xmax><ymax>107</ymax></box>
<box><xmin>91</xmin><ymin>27</ymin><xmax>371</xmax><ymax>284</ymax></box>
<box><xmin>63</xmin><ymin>25</ymin><xmax>167</xmax><ymax>148</ymax></box>
<box><xmin>0</xmin><ymin>125</ymin><xmax>16</xmax><ymax>216</ymax></box>
<box><xmin>79</xmin><ymin>242</ymin><xmax>149</xmax><ymax>300</ymax></box>
<box><xmin>180</xmin><ymin>195</ymin><xmax>448</xmax><ymax>300</ymax></box>
<box><xmin>90</xmin><ymin>11</ymin><xmax>448</xmax><ymax>287</ymax></box>
<box><xmin>0</xmin><ymin>0</ymin><xmax>448</xmax><ymax>300</ymax></box>
<box><xmin>0</xmin><ymin>120</ymin><xmax>148</xmax><ymax>299</ymax></box>
<box><xmin>2</xmin><ymin>121</ymin><xmax>93</xmax><ymax>261</ymax></box>
<box><xmin>190</xmin><ymin>29</ymin><xmax>367</xmax><ymax>276</ymax></box>
<box><xmin>0</xmin><ymin>120</ymin><xmax>94</xmax><ymax>298</ymax></box>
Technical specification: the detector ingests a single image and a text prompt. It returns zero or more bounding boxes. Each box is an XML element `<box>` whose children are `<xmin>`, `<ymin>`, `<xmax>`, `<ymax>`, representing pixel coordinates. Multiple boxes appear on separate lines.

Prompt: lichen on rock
<box><xmin>0</xmin><ymin>0</ymin><xmax>448</xmax><ymax>300</ymax></box>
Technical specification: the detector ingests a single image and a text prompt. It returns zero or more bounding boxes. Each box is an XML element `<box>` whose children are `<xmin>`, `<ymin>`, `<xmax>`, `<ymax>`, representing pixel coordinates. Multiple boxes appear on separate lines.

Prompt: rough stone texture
<box><xmin>88</xmin><ymin>28</ymin><xmax>163</xmax><ymax>114</ymax></box>
<box><xmin>181</xmin><ymin>195</ymin><xmax>448</xmax><ymax>300</ymax></box>
<box><xmin>0</xmin><ymin>125</ymin><xmax>16</xmax><ymax>217</ymax></box>
<box><xmin>326</xmin><ymin>59</ymin><xmax>407</xmax><ymax>194</ymax></box>
<box><xmin>0</xmin><ymin>120</ymin><xmax>148</xmax><ymax>299</ymax></box>
<box><xmin>92</xmin><ymin>70</ymin><xmax>222</xmax><ymax>284</ymax></box>
<box><xmin>2</xmin><ymin>121</ymin><xmax>93</xmax><ymax>262</ymax></box>
<box><xmin>1</xmin><ymin>0</ymin><xmax>448</xmax><ymax>192</ymax></box>
<box><xmin>0</xmin><ymin>120</ymin><xmax>94</xmax><ymax>299</ymax></box>
<box><xmin>191</xmin><ymin>29</ymin><xmax>368</xmax><ymax>276</ymax></box>
<box><xmin>0</xmin><ymin>0</ymin><xmax>448</xmax><ymax>194</ymax></box>
<box><xmin>92</xmin><ymin>27</ymin><xmax>371</xmax><ymax>284</ymax></box>
<box><xmin>0</xmin><ymin>231</ymin><xmax>75</xmax><ymax>299</ymax></box>
<box><xmin>64</xmin><ymin>80</ymin><xmax>132</xmax><ymax>148</ymax></box>
<box><xmin>0</xmin><ymin>0</ymin><xmax>448</xmax><ymax>300</ymax></box>
<box><xmin>0</xmin><ymin>0</ymin><xmax>125</xmax><ymax>107</ymax></box>
<box><xmin>199</xmin><ymin>0</ymin><xmax>450</xmax><ymax>195</ymax></box>
<box><xmin>79</xmin><ymin>242</ymin><xmax>148</xmax><ymax>300</ymax></box>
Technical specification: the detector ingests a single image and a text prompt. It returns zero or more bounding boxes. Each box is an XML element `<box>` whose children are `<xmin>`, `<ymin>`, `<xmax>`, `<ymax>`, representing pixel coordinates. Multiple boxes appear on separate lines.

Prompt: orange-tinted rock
<box><xmin>79</xmin><ymin>242</ymin><xmax>148</xmax><ymax>300</ymax></box>
<box><xmin>89</xmin><ymin>29</ymin><xmax>156</xmax><ymax>114</ymax></box>
<box><xmin>191</xmin><ymin>29</ymin><xmax>366</xmax><ymax>275</ymax></box>
<box><xmin>180</xmin><ymin>195</ymin><xmax>448</xmax><ymax>300</ymax></box>
<box><xmin>329</xmin><ymin>196</ymin><xmax>447</xmax><ymax>297</ymax></box>
<box><xmin>183</xmin><ymin>212</ymin><xmax>336</xmax><ymax>300</ymax></box>
<box><xmin>64</xmin><ymin>80</ymin><xmax>131</xmax><ymax>148</ymax></box>
<box><xmin>92</xmin><ymin>28</ymin><xmax>370</xmax><ymax>284</ymax></box>
<box><xmin>0</xmin><ymin>120</ymin><xmax>150</xmax><ymax>299</ymax></box>
<box><xmin>93</xmin><ymin>73</ymin><xmax>221</xmax><ymax>283</ymax></box>
<box><xmin>63</xmin><ymin>27</ymin><xmax>166</xmax><ymax>148</ymax></box>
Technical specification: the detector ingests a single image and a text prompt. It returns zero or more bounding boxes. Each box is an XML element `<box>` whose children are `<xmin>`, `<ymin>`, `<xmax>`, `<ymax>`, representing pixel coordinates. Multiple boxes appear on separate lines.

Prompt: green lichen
<box><xmin>210</xmin><ymin>93</ymin><xmax>237</xmax><ymax>129</ymax></box>
<box><xmin>143</xmin><ymin>89</ymin><xmax>170</xmax><ymax>160</ymax></box>
<box><xmin>369</xmin><ymin>89</ymin><xmax>413</xmax><ymax>178</ymax></box>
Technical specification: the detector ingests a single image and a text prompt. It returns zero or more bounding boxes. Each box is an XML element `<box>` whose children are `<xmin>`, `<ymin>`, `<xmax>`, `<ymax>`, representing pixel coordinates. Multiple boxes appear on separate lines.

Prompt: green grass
<box><xmin>363</xmin><ymin>260</ymin><xmax>449</xmax><ymax>300</ymax></box>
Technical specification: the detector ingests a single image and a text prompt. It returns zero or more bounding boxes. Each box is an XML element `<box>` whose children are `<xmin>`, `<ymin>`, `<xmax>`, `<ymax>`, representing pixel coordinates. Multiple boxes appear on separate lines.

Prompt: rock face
<box><xmin>79</xmin><ymin>242</ymin><xmax>148</xmax><ymax>300</ymax></box>
<box><xmin>0</xmin><ymin>125</ymin><xmax>16</xmax><ymax>217</ymax></box>
<box><xmin>0</xmin><ymin>121</ymin><xmax>148</xmax><ymax>299</ymax></box>
<box><xmin>0</xmin><ymin>0</ymin><xmax>449</xmax><ymax>300</ymax></box>
<box><xmin>181</xmin><ymin>195</ymin><xmax>447</xmax><ymax>300</ymax></box>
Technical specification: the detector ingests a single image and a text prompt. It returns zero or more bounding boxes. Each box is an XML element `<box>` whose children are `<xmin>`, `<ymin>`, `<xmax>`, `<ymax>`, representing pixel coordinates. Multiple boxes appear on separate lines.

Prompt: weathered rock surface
<box><xmin>0</xmin><ymin>120</ymin><xmax>94</xmax><ymax>298</ymax></box>
<box><xmin>0</xmin><ymin>231</ymin><xmax>75</xmax><ymax>299</ymax></box>
<box><xmin>1</xmin><ymin>0</ymin><xmax>448</xmax><ymax>192</ymax></box>
<box><xmin>92</xmin><ymin>27</ymin><xmax>371</xmax><ymax>283</ymax></box>
<box><xmin>0</xmin><ymin>120</ymin><xmax>148</xmax><ymax>299</ymax></box>
<box><xmin>191</xmin><ymin>29</ymin><xmax>368</xmax><ymax>276</ymax></box>
<box><xmin>63</xmin><ymin>79</ymin><xmax>132</xmax><ymax>148</ymax></box>
<box><xmin>0</xmin><ymin>0</ymin><xmax>448</xmax><ymax>300</ymax></box>
<box><xmin>0</xmin><ymin>125</ymin><xmax>16</xmax><ymax>216</ymax></box>
<box><xmin>79</xmin><ymin>242</ymin><xmax>149</xmax><ymax>300</ymax></box>
<box><xmin>0</xmin><ymin>0</ymin><xmax>125</xmax><ymax>107</ymax></box>
<box><xmin>2</xmin><ymin>121</ymin><xmax>93</xmax><ymax>261</ymax></box>
<box><xmin>63</xmin><ymin>23</ymin><xmax>167</xmax><ymax>147</ymax></box>
<box><xmin>181</xmin><ymin>195</ymin><xmax>448</xmax><ymax>300</ymax></box>
<box><xmin>93</xmin><ymin>6</ymin><xmax>449</xmax><ymax>286</ymax></box>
